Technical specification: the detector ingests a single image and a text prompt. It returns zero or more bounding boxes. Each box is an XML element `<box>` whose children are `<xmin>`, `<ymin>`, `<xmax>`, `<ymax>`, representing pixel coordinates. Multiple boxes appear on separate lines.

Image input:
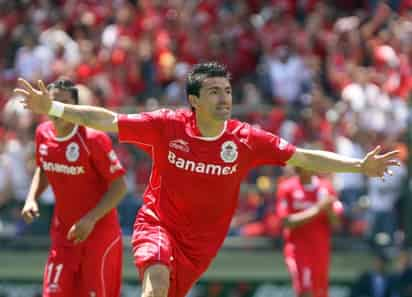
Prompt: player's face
<box><xmin>196</xmin><ymin>77</ymin><xmax>232</xmax><ymax>121</ymax></box>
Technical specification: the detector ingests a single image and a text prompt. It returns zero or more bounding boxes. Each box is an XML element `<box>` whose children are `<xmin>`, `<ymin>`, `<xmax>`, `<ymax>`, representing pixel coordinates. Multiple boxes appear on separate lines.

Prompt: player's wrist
<box><xmin>48</xmin><ymin>101</ymin><xmax>65</xmax><ymax>118</ymax></box>
<box><xmin>83</xmin><ymin>212</ymin><xmax>99</xmax><ymax>225</ymax></box>
<box><xmin>358</xmin><ymin>159</ymin><xmax>366</xmax><ymax>174</ymax></box>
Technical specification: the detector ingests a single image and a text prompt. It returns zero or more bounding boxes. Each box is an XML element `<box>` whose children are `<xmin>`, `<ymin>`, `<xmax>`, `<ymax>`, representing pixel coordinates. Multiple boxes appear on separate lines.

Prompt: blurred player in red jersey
<box><xmin>16</xmin><ymin>62</ymin><xmax>399</xmax><ymax>297</ymax></box>
<box><xmin>20</xmin><ymin>79</ymin><xmax>127</xmax><ymax>297</ymax></box>
<box><xmin>276</xmin><ymin>167</ymin><xmax>343</xmax><ymax>297</ymax></box>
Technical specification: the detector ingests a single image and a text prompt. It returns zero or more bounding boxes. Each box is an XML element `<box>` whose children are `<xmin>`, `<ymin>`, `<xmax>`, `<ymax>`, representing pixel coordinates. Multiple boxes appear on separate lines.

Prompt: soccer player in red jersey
<box><xmin>20</xmin><ymin>79</ymin><xmax>127</xmax><ymax>297</ymax></box>
<box><xmin>276</xmin><ymin>167</ymin><xmax>343</xmax><ymax>297</ymax></box>
<box><xmin>16</xmin><ymin>62</ymin><xmax>399</xmax><ymax>297</ymax></box>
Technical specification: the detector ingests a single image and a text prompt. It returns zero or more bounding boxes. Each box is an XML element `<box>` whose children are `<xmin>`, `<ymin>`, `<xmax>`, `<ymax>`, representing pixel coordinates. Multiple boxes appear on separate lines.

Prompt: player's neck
<box><xmin>195</xmin><ymin>114</ymin><xmax>225</xmax><ymax>137</ymax></box>
<box><xmin>54</xmin><ymin>122</ymin><xmax>77</xmax><ymax>138</ymax></box>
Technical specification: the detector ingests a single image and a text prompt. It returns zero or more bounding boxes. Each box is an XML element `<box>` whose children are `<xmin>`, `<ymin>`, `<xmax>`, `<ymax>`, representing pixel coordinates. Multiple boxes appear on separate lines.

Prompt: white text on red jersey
<box><xmin>168</xmin><ymin>151</ymin><xmax>238</xmax><ymax>176</ymax></box>
<box><xmin>42</xmin><ymin>161</ymin><xmax>85</xmax><ymax>175</ymax></box>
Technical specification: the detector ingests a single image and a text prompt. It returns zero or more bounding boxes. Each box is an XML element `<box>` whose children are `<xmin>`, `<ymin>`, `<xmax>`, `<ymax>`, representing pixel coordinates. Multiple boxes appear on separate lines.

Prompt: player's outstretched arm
<box><xmin>21</xmin><ymin>167</ymin><xmax>49</xmax><ymax>224</ymax></box>
<box><xmin>14</xmin><ymin>78</ymin><xmax>119</xmax><ymax>133</ymax></box>
<box><xmin>287</xmin><ymin>146</ymin><xmax>399</xmax><ymax>179</ymax></box>
<box><xmin>67</xmin><ymin>176</ymin><xmax>127</xmax><ymax>244</ymax></box>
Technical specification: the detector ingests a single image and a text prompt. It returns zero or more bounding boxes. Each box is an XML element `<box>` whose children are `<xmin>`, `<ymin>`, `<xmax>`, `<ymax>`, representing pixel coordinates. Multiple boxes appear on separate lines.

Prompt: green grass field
<box><xmin>0</xmin><ymin>248</ymin><xmax>372</xmax><ymax>283</ymax></box>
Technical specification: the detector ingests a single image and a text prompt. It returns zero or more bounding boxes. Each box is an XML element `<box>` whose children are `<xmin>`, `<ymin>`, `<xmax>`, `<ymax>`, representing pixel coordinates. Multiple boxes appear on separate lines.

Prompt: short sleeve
<box><xmin>89</xmin><ymin>131</ymin><xmax>126</xmax><ymax>182</ymax></box>
<box><xmin>117</xmin><ymin>109</ymin><xmax>169</xmax><ymax>146</ymax></box>
<box><xmin>249</xmin><ymin>126</ymin><xmax>296</xmax><ymax>167</ymax></box>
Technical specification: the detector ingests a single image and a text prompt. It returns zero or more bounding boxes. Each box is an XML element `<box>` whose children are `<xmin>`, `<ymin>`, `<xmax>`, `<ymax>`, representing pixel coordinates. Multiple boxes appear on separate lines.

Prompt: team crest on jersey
<box><xmin>169</xmin><ymin>139</ymin><xmax>190</xmax><ymax>152</ymax></box>
<box><xmin>108</xmin><ymin>150</ymin><xmax>118</xmax><ymax>162</ymax></box>
<box><xmin>220</xmin><ymin>141</ymin><xmax>238</xmax><ymax>163</ymax></box>
<box><xmin>65</xmin><ymin>142</ymin><xmax>80</xmax><ymax>162</ymax></box>
<box><xmin>39</xmin><ymin>144</ymin><xmax>48</xmax><ymax>156</ymax></box>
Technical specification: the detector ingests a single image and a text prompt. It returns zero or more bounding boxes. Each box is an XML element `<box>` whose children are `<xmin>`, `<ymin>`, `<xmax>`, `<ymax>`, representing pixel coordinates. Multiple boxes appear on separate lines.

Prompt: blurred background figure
<box><xmin>276</xmin><ymin>166</ymin><xmax>343</xmax><ymax>297</ymax></box>
<box><xmin>349</xmin><ymin>252</ymin><xmax>391</xmax><ymax>297</ymax></box>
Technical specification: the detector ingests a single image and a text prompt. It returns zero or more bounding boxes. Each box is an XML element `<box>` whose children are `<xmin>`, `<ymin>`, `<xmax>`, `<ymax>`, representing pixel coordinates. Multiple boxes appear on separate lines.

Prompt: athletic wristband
<box><xmin>48</xmin><ymin>101</ymin><xmax>65</xmax><ymax>118</ymax></box>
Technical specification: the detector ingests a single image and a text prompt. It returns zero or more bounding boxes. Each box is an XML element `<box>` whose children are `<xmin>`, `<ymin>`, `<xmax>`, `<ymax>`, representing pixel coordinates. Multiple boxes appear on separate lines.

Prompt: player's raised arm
<box><xmin>287</xmin><ymin>146</ymin><xmax>400</xmax><ymax>179</ymax></box>
<box><xmin>14</xmin><ymin>78</ymin><xmax>119</xmax><ymax>133</ymax></box>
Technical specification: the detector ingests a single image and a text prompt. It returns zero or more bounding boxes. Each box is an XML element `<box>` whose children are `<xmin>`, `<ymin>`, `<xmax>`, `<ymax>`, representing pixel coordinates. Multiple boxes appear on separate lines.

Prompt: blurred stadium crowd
<box><xmin>0</xmin><ymin>0</ymin><xmax>412</xmax><ymax>256</ymax></box>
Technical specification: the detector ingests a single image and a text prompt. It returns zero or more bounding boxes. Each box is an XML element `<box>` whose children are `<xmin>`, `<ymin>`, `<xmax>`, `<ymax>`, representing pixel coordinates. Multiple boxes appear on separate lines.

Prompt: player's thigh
<box><xmin>133</xmin><ymin>223</ymin><xmax>207</xmax><ymax>297</ymax></box>
<box><xmin>79</xmin><ymin>235</ymin><xmax>123</xmax><ymax>297</ymax></box>
<box><xmin>42</xmin><ymin>248</ymin><xmax>78</xmax><ymax>297</ymax></box>
<box><xmin>132</xmin><ymin>223</ymin><xmax>174</xmax><ymax>278</ymax></box>
<box><xmin>149</xmin><ymin>248</ymin><xmax>209</xmax><ymax>297</ymax></box>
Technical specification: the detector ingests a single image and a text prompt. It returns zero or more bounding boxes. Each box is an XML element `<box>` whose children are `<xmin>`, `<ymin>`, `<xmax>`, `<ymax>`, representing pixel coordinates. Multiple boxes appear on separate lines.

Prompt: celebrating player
<box><xmin>15</xmin><ymin>62</ymin><xmax>399</xmax><ymax>297</ymax></box>
<box><xmin>276</xmin><ymin>167</ymin><xmax>343</xmax><ymax>297</ymax></box>
<box><xmin>20</xmin><ymin>79</ymin><xmax>127</xmax><ymax>297</ymax></box>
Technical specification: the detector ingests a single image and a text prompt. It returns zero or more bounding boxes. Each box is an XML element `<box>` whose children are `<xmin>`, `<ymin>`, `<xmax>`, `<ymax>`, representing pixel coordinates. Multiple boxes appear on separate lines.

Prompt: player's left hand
<box><xmin>67</xmin><ymin>216</ymin><xmax>97</xmax><ymax>244</ymax></box>
<box><xmin>361</xmin><ymin>146</ymin><xmax>400</xmax><ymax>179</ymax></box>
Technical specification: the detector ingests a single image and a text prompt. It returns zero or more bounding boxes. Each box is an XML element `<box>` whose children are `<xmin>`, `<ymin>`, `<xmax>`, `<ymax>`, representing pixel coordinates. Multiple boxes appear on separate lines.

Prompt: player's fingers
<box><xmin>21</xmin><ymin>211</ymin><xmax>33</xmax><ymax>223</ymax></box>
<box><xmin>18</xmin><ymin>78</ymin><xmax>37</xmax><ymax>93</ymax></box>
<box><xmin>73</xmin><ymin>233</ymin><xmax>85</xmax><ymax>244</ymax></box>
<box><xmin>14</xmin><ymin>88</ymin><xmax>31</xmax><ymax>97</ymax></box>
<box><xmin>74</xmin><ymin>238</ymin><xmax>83</xmax><ymax>245</ymax></box>
<box><xmin>38</xmin><ymin>80</ymin><xmax>48</xmax><ymax>93</ymax></box>
<box><xmin>368</xmin><ymin>145</ymin><xmax>381</xmax><ymax>157</ymax></box>
<box><xmin>385</xmin><ymin>168</ymin><xmax>393</xmax><ymax>176</ymax></box>
<box><xmin>379</xmin><ymin>150</ymin><xmax>399</xmax><ymax>160</ymax></box>
<box><xmin>385</xmin><ymin>160</ymin><xmax>401</xmax><ymax>167</ymax></box>
<box><xmin>67</xmin><ymin>225</ymin><xmax>76</xmax><ymax>240</ymax></box>
<box><xmin>31</xmin><ymin>209</ymin><xmax>40</xmax><ymax>218</ymax></box>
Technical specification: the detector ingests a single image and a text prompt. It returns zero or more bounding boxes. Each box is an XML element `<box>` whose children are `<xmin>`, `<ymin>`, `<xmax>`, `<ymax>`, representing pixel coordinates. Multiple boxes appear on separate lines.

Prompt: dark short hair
<box><xmin>47</xmin><ymin>79</ymin><xmax>79</xmax><ymax>104</ymax></box>
<box><xmin>186</xmin><ymin>62</ymin><xmax>231</xmax><ymax>109</ymax></box>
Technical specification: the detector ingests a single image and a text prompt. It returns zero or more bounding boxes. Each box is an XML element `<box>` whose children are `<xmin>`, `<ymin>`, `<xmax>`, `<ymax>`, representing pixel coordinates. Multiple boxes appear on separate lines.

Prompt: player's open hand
<box><xmin>361</xmin><ymin>146</ymin><xmax>400</xmax><ymax>179</ymax></box>
<box><xmin>67</xmin><ymin>216</ymin><xmax>96</xmax><ymax>244</ymax></box>
<box><xmin>14</xmin><ymin>78</ymin><xmax>52</xmax><ymax>115</ymax></box>
<box><xmin>21</xmin><ymin>200</ymin><xmax>40</xmax><ymax>224</ymax></box>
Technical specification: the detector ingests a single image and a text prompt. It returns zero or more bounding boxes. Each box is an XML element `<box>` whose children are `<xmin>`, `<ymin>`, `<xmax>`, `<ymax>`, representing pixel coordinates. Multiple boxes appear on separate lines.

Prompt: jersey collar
<box><xmin>186</xmin><ymin>113</ymin><xmax>227</xmax><ymax>141</ymax></box>
<box><xmin>53</xmin><ymin>125</ymin><xmax>79</xmax><ymax>142</ymax></box>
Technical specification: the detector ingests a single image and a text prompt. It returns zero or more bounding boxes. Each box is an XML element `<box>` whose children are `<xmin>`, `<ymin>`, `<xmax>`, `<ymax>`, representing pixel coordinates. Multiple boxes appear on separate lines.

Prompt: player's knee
<box><xmin>299</xmin><ymin>292</ymin><xmax>313</xmax><ymax>297</ymax></box>
<box><xmin>142</xmin><ymin>264</ymin><xmax>170</xmax><ymax>297</ymax></box>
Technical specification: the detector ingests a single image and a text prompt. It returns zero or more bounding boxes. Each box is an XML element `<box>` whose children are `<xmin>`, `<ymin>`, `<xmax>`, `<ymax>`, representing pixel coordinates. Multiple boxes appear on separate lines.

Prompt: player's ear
<box><xmin>188</xmin><ymin>94</ymin><xmax>199</xmax><ymax>110</ymax></box>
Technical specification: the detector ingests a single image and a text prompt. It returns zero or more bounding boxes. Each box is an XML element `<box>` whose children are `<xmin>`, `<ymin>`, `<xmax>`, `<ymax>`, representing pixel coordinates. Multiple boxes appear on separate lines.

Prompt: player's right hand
<box><xmin>317</xmin><ymin>196</ymin><xmax>336</xmax><ymax>212</ymax></box>
<box><xmin>14</xmin><ymin>78</ymin><xmax>52</xmax><ymax>115</ymax></box>
<box><xmin>21</xmin><ymin>200</ymin><xmax>40</xmax><ymax>224</ymax></box>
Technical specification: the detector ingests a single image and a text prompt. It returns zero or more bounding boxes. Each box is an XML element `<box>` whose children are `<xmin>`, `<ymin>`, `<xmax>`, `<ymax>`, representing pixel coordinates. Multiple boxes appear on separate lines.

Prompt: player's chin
<box><xmin>215</xmin><ymin>110</ymin><xmax>231</xmax><ymax>120</ymax></box>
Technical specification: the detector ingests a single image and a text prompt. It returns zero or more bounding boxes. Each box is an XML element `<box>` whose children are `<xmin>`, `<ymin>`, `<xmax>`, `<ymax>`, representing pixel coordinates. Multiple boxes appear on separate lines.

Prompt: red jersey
<box><xmin>35</xmin><ymin>122</ymin><xmax>126</xmax><ymax>245</ymax></box>
<box><xmin>276</xmin><ymin>176</ymin><xmax>340</xmax><ymax>247</ymax></box>
<box><xmin>118</xmin><ymin>109</ymin><xmax>295</xmax><ymax>260</ymax></box>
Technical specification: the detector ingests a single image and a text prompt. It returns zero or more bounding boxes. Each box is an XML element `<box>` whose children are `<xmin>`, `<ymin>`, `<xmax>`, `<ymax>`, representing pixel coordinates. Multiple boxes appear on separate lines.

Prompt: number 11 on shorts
<box><xmin>47</xmin><ymin>263</ymin><xmax>64</xmax><ymax>286</ymax></box>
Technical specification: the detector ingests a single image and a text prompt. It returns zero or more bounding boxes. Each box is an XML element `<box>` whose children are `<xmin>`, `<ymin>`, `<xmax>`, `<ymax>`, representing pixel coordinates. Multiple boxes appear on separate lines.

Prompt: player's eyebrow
<box><xmin>205</xmin><ymin>85</ymin><xmax>231</xmax><ymax>91</ymax></box>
